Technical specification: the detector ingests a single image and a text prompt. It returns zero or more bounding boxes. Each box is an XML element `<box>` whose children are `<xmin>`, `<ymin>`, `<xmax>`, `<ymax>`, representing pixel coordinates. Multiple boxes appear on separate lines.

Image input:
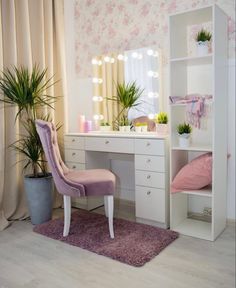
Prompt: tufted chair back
<box><xmin>35</xmin><ymin>120</ymin><xmax>86</xmax><ymax>197</ymax></box>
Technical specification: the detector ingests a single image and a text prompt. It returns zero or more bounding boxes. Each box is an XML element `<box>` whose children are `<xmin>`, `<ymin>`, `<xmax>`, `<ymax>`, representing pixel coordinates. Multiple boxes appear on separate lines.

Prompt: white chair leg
<box><xmin>63</xmin><ymin>195</ymin><xmax>71</xmax><ymax>237</ymax></box>
<box><xmin>104</xmin><ymin>195</ymin><xmax>114</xmax><ymax>239</ymax></box>
<box><xmin>104</xmin><ymin>195</ymin><xmax>108</xmax><ymax>217</ymax></box>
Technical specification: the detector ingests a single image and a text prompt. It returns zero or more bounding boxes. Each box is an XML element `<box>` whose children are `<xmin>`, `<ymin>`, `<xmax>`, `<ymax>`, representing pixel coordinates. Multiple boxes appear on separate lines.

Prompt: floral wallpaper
<box><xmin>74</xmin><ymin>0</ymin><xmax>235</xmax><ymax>77</ymax></box>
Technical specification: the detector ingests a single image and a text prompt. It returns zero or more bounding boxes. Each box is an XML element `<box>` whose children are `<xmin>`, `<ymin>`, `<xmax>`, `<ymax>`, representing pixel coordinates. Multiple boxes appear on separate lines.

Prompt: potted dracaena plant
<box><xmin>107</xmin><ymin>81</ymin><xmax>143</xmax><ymax>130</ymax></box>
<box><xmin>0</xmin><ymin>64</ymin><xmax>58</xmax><ymax>225</ymax></box>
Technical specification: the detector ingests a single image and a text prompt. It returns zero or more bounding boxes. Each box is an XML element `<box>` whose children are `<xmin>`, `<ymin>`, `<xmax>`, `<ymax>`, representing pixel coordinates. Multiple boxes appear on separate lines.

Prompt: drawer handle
<box><xmin>146</xmin><ymin>158</ymin><xmax>151</xmax><ymax>163</ymax></box>
<box><xmin>72</xmin><ymin>139</ymin><xmax>75</xmax><ymax>142</ymax></box>
<box><xmin>147</xmin><ymin>175</ymin><xmax>151</xmax><ymax>179</ymax></box>
<box><xmin>147</xmin><ymin>191</ymin><xmax>151</xmax><ymax>195</ymax></box>
<box><xmin>72</xmin><ymin>165</ymin><xmax>76</xmax><ymax>169</ymax></box>
<box><xmin>105</xmin><ymin>140</ymin><xmax>110</xmax><ymax>144</ymax></box>
<box><xmin>146</xmin><ymin>142</ymin><xmax>151</xmax><ymax>146</ymax></box>
<box><xmin>72</xmin><ymin>152</ymin><xmax>76</xmax><ymax>156</ymax></box>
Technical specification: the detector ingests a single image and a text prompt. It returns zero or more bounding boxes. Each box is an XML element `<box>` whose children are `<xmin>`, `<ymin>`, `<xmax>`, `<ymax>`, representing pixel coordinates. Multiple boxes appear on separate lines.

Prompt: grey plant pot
<box><xmin>24</xmin><ymin>173</ymin><xmax>53</xmax><ymax>225</ymax></box>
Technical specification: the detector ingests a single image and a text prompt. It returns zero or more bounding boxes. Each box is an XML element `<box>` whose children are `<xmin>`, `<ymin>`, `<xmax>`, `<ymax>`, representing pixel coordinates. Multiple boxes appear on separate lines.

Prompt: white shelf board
<box><xmin>170</xmin><ymin>101</ymin><xmax>213</xmax><ymax>107</ymax></box>
<box><xmin>173</xmin><ymin>218</ymin><xmax>212</xmax><ymax>240</ymax></box>
<box><xmin>170</xmin><ymin>54</ymin><xmax>212</xmax><ymax>65</ymax></box>
<box><xmin>180</xmin><ymin>187</ymin><xmax>212</xmax><ymax>197</ymax></box>
<box><xmin>171</xmin><ymin>145</ymin><xmax>212</xmax><ymax>152</ymax></box>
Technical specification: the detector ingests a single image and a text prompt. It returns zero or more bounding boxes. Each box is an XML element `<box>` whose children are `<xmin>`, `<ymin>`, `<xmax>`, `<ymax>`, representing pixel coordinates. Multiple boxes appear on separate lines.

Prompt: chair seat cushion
<box><xmin>65</xmin><ymin>169</ymin><xmax>115</xmax><ymax>196</ymax></box>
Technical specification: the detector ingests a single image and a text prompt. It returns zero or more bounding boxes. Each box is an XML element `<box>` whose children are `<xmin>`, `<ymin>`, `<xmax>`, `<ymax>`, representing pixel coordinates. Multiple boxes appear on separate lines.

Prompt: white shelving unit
<box><xmin>169</xmin><ymin>5</ymin><xmax>228</xmax><ymax>241</ymax></box>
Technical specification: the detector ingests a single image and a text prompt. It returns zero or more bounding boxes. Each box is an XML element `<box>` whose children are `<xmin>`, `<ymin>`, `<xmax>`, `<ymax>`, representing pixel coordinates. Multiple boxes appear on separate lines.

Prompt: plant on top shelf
<box><xmin>195</xmin><ymin>28</ymin><xmax>212</xmax><ymax>56</ymax></box>
<box><xmin>177</xmin><ymin>122</ymin><xmax>192</xmax><ymax>135</ymax></box>
<box><xmin>155</xmin><ymin>112</ymin><xmax>168</xmax><ymax>135</ymax></box>
<box><xmin>195</xmin><ymin>28</ymin><xmax>212</xmax><ymax>42</ymax></box>
<box><xmin>177</xmin><ymin>122</ymin><xmax>192</xmax><ymax>148</ymax></box>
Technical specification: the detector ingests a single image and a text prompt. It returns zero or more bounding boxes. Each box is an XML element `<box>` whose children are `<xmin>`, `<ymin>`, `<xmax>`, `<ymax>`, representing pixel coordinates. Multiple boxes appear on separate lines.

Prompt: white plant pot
<box><xmin>135</xmin><ymin>126</ymin><xmax>142</xmax><ymax>133</ymax></box>
<box><xmin>100</xmin><ymin>126</ymin><xmax>112</xmax><ymax>132</ymax></box>
<box><xmin>196</xmin><ymin>41</ymin><xmax>209</xmax><ymax>56</ymax></box>
<box><xmin>156</xmin><ymin>123</ymin><xmax>168</xmax><ymax>135</ymax></box>
<box><xmin>124</xmin><ymin>126</ymin><xmax>131</xmax><ymax>132</ymax></box>
<box><xmin>179</xmin><ymin>134</ymin><xmax>191</xmax><ymax>148</ymax></box>
<box><xmin>119</xmin><ymin>126</ymin><xmax>125</xmax><ymax>132</ymax></box>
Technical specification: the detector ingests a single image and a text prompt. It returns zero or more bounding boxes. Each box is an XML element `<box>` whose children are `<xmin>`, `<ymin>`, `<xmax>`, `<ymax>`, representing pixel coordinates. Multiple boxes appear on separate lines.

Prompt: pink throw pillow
<box><xmin>171</xmin><ymin>153</ymin><xmax>212</xmax><ymax>193</ymax></box>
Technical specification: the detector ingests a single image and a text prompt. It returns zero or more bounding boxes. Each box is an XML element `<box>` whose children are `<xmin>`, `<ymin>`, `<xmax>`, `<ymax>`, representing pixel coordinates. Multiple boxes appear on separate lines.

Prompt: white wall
<box><xmin>64</xmin><ymin>1</ymin><xmax>235</xmax><ymax>219</ymax></box>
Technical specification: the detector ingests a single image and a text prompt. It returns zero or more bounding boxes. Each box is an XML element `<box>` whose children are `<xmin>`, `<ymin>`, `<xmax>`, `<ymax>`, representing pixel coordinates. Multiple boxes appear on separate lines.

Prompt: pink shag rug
<box><xmin>33</xmin><ymin>210</ymin><xmax>178</xmax><ymax>267</ymax></box>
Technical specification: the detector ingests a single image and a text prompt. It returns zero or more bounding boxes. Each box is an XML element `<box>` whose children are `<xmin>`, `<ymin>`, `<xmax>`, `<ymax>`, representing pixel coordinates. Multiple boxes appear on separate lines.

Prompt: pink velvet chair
<box><xmin>35</xmin><ymin>120</ymin><xmax>115</xmax><ymax>238</ymax></box>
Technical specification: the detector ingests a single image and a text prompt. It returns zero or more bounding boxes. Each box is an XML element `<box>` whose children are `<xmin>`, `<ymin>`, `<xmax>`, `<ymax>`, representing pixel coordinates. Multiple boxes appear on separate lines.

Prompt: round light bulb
<box><xmin>104</xmin><ymin>56</ymin><xmax>110</xmax><ymax>62</ymax></box>
<box><xmin>132</xmin><ymin>52</ymin><xmax>138</xmax><ymax>58</ymax></box>
<box><xmin>147</xmin><ymin>70</ymin><xmax>154</xmax><ymax>77</ymax></box>
<box><xmin>148</xmin><ymin>114</ymin><xmax>155</xmax><ymax>119</ymax></box>
<box><xmin>117</xmin><ymin>54</ymin><xmax>123</xmax><ymax>60</ymax></box>
<box><xmin>147</xmin><ymin>49</ymin><xmax>154</xmax><ymax>56</ymax></box>
<box><xmin>91</xmin><ymin>59</ymin><xmax>97</xmax><ymax>65</ymax></box>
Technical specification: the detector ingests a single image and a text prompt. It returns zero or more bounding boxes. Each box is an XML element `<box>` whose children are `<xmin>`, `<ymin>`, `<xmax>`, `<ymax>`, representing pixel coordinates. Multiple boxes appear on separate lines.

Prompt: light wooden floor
<box><xmin>0</xmin><ymin>207</ymin><xmax>235</xmax><ymax>288</ymax></box>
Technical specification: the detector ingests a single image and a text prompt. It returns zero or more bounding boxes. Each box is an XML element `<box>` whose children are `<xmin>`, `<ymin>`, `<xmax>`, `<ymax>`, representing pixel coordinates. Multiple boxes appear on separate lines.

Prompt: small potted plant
<box><xmin>155</xmin><ymin>112</ymin><xmax>168</xmax><ymax>135</ymax></box>
<box><xmin>100</xmin><ymin>122</ymin><xmax>112</xmax><ymax>132</ymax></box>
<box><xmin>195</xmin><ymin>28</ymin><xmax>212</xmax><ymax>56</ymax></box>
<box><xmin>134</xmin><ymin>122</ymin><xmax>148</xmax><ymax>133</ymax></box>
<box><xmin>118</xmin><ymin>116</ymin><xmax>131</xmax><ymax>132</ymax></box>
<box><xmin>177</xmin><ymin>122</ymin><xmax>192</xmax><ymax>148</ymax></box>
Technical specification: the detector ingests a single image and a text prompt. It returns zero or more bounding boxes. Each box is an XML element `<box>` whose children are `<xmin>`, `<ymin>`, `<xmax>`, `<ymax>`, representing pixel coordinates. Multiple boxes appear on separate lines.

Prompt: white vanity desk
<box><xmin>64</xmin><ymin>131</ymin><xmax>169</xmax><ymax>228</ymax></box>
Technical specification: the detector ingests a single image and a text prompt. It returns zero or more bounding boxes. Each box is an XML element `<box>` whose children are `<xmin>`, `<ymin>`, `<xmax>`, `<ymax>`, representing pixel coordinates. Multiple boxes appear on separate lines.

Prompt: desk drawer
<box><xmin>135</xmin><ymin>155</ymin><xmax>165</xmax><ymax>172</ymax></box>
<box><xmin>64</xmin><ymin>136</ymin><xmax>85</xmax><ymax>149</ymax></box>
<box><xmin>135</xmin><ymin>170</ymin><xmax>165</xmax><ymax>189</ymax></box>
<box><xmin>66</xmin><ymin>162</ymin><xmax>85</xmax><ymax>170</ymax></box>
<box><xmin>135</xmin><ymin>139</ymin><xmax>165</xmax><ymax>156</ymax></box>
<box><xmin>65</xmin><ymin>149</ymin><xmax>85</xmax><ymax>163</ymax></box>
<box><xmin>85</xmin><ymin>137</ymin><xmax>134</xmax><ymax>153</ymax></box>
<box><xmin>136</xmin><ymin>186</ymin><xmax>165</xmax><ymax>223</ymax></box>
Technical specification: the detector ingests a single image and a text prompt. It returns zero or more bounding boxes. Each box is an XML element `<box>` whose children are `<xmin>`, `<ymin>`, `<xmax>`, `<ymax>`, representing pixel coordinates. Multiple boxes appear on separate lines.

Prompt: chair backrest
<box><xmin>35</xmin><ymin>120</ymin><xmax>85</xmax><ymax>197</ymax></box>
<box><xmin>132</xmin><ymin>116</ymin><xmax>156</xmax><ymax>131</ymax></box>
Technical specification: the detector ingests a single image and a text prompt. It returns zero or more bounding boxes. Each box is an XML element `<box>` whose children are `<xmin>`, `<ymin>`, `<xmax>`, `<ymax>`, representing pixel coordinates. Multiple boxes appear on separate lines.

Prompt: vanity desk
<box><xmin>64</xmin><ymin>132</ymin><xmax>169</xmax><ymax>228</ymax></box>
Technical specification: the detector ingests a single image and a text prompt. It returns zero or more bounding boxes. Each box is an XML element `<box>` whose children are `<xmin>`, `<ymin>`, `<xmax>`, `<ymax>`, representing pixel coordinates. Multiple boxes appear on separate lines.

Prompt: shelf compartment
<box><xmin>171</xmin><ymin>145</ymin><xmax>212</xmax><ymax>152</ymax></box>
<box><xmin>172</xmin><ymin>218</ymin><xmax>212</xmax><ymax>240</ymax></box>
<box><xmin>180</xmin><ymin>186</ymin><xmax>212</xmax><ymax>197</ymax></box>
<box><xmin>170</xmin><ymin>54</ymin><xmax>212</xmax><ymax>65</ymax></box>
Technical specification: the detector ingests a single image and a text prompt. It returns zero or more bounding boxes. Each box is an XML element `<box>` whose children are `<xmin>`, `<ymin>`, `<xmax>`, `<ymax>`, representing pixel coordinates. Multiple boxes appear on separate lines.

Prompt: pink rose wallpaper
<box><xmin>74</xmin><ymin>0</ymin><xmax>235</xmax><ymax>77</ymax></box>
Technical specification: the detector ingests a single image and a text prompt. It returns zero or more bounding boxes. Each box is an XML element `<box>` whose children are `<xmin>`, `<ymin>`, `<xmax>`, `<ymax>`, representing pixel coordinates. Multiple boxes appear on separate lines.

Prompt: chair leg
<box><xmin>104</xmin><ymin>195</ymin><xmax>114</xmax><ymax>239</ymax></box>
<box><xmin>104</xmin><ymin>195</ymin><xmax>108</xmax><ymax>217</ymax></box>
<box><xmin>63</xmin><ymin>195</ymin><xmax>71</xmax><ymax>237</ymax></box>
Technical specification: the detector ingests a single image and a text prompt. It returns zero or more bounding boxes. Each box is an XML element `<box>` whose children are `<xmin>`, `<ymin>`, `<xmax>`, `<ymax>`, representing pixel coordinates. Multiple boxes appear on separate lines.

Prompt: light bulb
<box><xmin>92</xmin><ymin>96</ymin><xmax>103</xmax><ymax>102</ymax></box>
<box><xmin>148</xmin><ymin>70</ymin><xmax>154</xmax><ymax>77</ymax></box>
<box><xmin>104</xmin><ymin>56</ymin><xmax>110</xmax><ymax>62</ymax></box>
<box><xmin>132</xmin><ymin>52</ymin><xmax>138</xmax><ymax>58</ymax></box>
<box><xmin>98</xmin><ymin>60</ymin><xmax>102</xmax><ymax>65</ymax></box>
<box><xmin>148</xmin><ymin>114</ymin><xmax>155</xmax><ymax>119</ymax></box>
<box><xmin>93</xmin><ymin>114</ymin><xmax>104</xmax><ymax>120</ymax></box>
<box><xmin>117</xmin><ymin>54</ymin><xmax>124</xmax><ymax>60</ymax></box>
<box><xmin>110</xmin><ymin>57</ymin><xmax>115</xmax><ymax>63</ymax></box>
<box><xmin>147</xmin><ymin>49</ymin><xmax>154</xmax><ymax>56</ymax></box>
<box><xmin>91</xmin><ymin>59</ymin><xmax>98</xmax><ymax>65</ymax></box>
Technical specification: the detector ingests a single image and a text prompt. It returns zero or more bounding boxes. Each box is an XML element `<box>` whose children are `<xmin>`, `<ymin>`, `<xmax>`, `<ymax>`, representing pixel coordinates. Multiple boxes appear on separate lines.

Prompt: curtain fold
<box><xmin>0</xmin><ymin>0</ymin><xmax>67</xmax><ymax>230</ymax></box>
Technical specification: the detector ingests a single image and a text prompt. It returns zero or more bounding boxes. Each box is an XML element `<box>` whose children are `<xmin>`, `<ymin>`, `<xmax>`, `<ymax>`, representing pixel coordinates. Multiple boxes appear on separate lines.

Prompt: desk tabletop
<box><xmin>65</xmin><ymin>131</ymin><xmax>168</xmax><ymax>139</ymax></box>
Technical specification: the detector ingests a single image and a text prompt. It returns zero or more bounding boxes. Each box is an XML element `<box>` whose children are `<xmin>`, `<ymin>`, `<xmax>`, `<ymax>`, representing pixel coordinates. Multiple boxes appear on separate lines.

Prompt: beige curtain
<box><xmin>93</xmin><ymin>53</ymin><xmax>124</xmax><ymax>126</ymax></box>
<box><xmin>0</xmin><ymin>0</ymin><xmax>67</xmax><ymax>230</ymax></box>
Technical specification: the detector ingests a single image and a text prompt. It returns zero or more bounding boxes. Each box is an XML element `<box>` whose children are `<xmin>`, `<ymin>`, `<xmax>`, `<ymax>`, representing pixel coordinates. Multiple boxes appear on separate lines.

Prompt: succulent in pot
<box><xmin>134</xmin><ymin>122</ymin><xmax>148</xmax><ymax>133</ymax></box>
<box><xmin>118</xmin><ymin>115</ymin><xmax>131</xmax><ymax>132</ymax></box>
<box><xmin>155</xmin><ymin>112</ymin><xmax>168</xmax><ymax>135</ymax></box>
<box><xmin>195</xmin><ymin>28</ymin><xmax>212</xmax><ymax>56</ymax></box>
<box><xmin>100</xmin><ymin>121</ymin><xmax>112</xmax><ymax>131</ymax></box>
<box><xmin>177</xmin><ymin>122</ymin><xmax>192</xmax><ymax>147</ymax></box>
